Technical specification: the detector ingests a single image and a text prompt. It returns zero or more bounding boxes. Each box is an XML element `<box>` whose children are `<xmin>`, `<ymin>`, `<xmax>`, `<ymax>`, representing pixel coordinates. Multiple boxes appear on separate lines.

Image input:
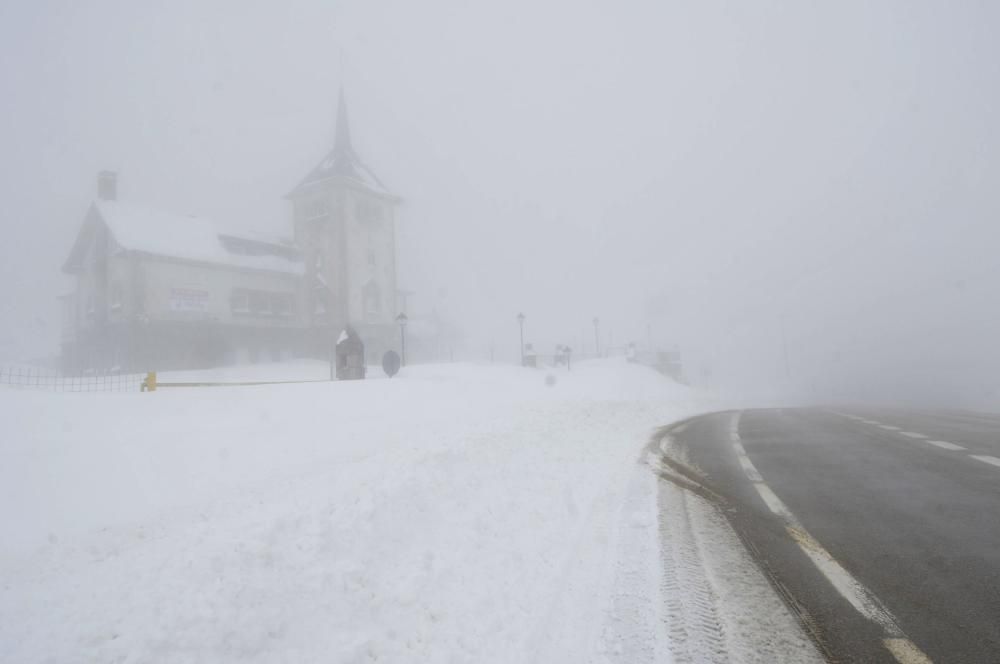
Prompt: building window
<box><xmin>231</xmin><ymin>289</ymin><xmax>250</xmax><ymax>314</ymax></box>
<box><xmin>109</xmin><ymin>283</ymin><xmax>123</xmax><ymax>312</ymax></box>
<box><xmin>313</xmin><ymin>289</ymin><xmax>327</xmax><ymax>315</ymax></box>
<box><xmin>363</xmin><ymin>280</ymin><xmax>381</xmax><ymax>315</ymax></box>
<box><xmin>356</xmin><ymin>199</ymin><xmax>383</xmax><ymax>224</ymax></box>
<box><xmin>250</xmin><ymin>291</ymin><xmax>271</xmax><ymax>315</ymax></box>
<box><xmin>273</xmin><ymin>293</ymin><xmax>294</xmax><ymax>317</ymax></box>
<box><xmin>304</xmin><ymin>198</ymin><xmax>330</xmax><ymax>221</ymax></box>
<box><xmin>85</xmin><ymin>296</ymin><xmax>95</xmax><ymax>321</ymax></box>
<box><xmin>232</xmin><ymin>289</ymin><xmax>295</xmax><ymax>317</ymax></box>
<box><xmin>368</xmin><ymin>249</ymin><xmax>376</xmax><ymax>266</ymax></box>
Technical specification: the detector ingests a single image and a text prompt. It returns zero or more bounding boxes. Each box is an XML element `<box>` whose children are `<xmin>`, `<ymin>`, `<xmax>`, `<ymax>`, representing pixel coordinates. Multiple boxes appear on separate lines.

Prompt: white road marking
<box><xmin>784</xmin><ymin>525</ymin><xmax>899</xmax><ymax>633</ymax></box>
<box><xmin>736</xmin><ymin>454</ymin><xmax>763</xmax><ymax>482</ymax></box>
<box><xmin>970</xmin><ymin>454</ymin><xmax>1000</xmax><ymax>468</ymax></box>
<box><xmin>884</xmin><ymin>637</ymin><xmax>935</xmax><ymax>664</ymax></box>
<box><xmin>728</xmin><ymin>412</ymin><xmax>933</xmax><ymax>664</ymax></box>
<box><xmin>835</xmin><ymin>412</ymin><xmax>991</xmax><ymax>479</ymax></box>
<box><xmin>925</xmin><ymin>440</ymin><xmax>965</xmax><ymax>451</ymax></box>
<box><xmin>752</xmin><ymin>483</ymin><xmax>792</xmax><ymax>519</ymax></box>
<box><xmin>731</xmin><ymin>438</ymin><xmax>764</xmax><ymax>482</ymax></box>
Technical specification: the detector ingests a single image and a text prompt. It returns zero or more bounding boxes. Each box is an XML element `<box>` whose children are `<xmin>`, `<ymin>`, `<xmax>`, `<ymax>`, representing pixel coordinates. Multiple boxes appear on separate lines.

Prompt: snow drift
<box><xmin>1</xmin><ymin>359</ymin><xmax>714</xmax><ymax>662</ymax></box>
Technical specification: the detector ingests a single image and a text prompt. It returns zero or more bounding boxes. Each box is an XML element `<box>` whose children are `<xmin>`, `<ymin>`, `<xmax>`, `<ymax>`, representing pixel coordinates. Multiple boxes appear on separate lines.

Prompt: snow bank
<box><xmin>0</xmin><ymin>360</ymin><xmax>717</xmax><ymax>663</ymax></box>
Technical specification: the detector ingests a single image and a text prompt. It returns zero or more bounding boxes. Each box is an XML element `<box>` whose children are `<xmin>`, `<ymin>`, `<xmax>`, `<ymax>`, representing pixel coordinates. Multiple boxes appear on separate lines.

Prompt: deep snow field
<box><xmin>0</xmin><ymin>359</ymin><xmax>811</xmax><ymax>663</ymax></box>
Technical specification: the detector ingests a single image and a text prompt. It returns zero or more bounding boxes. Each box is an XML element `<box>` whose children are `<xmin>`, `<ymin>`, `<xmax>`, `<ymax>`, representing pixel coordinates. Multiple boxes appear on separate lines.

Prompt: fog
<box><xmin>2</xmin><ymin>0</ymin><xmax>998</xmax><ymax>407</ymax></box>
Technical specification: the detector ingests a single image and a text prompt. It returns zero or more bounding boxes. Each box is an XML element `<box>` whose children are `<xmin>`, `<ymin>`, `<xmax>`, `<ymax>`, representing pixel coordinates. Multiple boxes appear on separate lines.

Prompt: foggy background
<box><xmin>1</xmin><ymin>0</ymin><xmax>998</xmax><ymax>406</ymax></box>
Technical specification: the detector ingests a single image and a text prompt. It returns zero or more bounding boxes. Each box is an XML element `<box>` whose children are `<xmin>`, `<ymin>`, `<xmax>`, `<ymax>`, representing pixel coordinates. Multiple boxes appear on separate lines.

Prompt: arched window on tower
<box><xmin>363</xmin><ymin>279</ymin><xmax>381</xmax><ymax>317</ymax></box>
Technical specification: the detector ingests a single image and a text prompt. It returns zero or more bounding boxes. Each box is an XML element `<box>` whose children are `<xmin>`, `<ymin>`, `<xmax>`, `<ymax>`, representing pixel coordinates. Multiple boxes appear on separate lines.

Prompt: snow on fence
<box><xmin>0</xmin><ymin>366</ymin><xmax>146</xmax><ymax>393</ymax></box>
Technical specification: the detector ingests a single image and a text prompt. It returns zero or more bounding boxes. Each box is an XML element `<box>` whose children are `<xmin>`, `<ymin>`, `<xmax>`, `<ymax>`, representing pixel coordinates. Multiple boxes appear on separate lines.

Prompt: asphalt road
<box><xmin>666</xmin><ymin>408</ymin><xmax>1000</xmax><ymax>664</ymax></box>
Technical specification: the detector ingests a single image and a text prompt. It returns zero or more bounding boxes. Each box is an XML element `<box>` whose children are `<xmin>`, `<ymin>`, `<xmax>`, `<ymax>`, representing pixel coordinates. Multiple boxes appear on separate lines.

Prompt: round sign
<box><xmin>382</xmin><ymin>350</ymin><xmax>401</xmax><ymax>377</ymax></box>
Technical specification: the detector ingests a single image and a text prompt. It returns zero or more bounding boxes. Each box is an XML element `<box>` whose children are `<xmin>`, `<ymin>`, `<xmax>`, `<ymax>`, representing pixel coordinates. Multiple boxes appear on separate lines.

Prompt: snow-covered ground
<box><xmin>156</xmin><ymin>358</ymin><xmax>338</xmax><ymax>384</ymax></box>
<box><xmin>0</xmin><ymin>359</ymin><xmax>814</xmax><ymax>663</ymax></box>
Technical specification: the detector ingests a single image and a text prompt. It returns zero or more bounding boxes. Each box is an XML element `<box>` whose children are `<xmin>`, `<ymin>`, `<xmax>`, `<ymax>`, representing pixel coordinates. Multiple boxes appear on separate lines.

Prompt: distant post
<box><xmin>396</xmin><ymin>312</ymin><xmax>409</xmax><ymax>366</ymax></box>
<box><xmin>330</xmin><ymin>340</ymin><xmax>338</xmax><ymax>381</ymax></box>
<box><xmin>517</xmin><ymin>312</ymin><xmax>526</xmax><ymax>366</ymax></box>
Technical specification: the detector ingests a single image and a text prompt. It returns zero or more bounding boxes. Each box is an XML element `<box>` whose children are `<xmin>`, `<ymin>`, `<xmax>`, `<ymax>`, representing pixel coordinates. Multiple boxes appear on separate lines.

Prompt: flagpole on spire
<box><xmin>334</xmin><ymin>48</ymin><xmax>353</xmax><ymax>155</ymax></box>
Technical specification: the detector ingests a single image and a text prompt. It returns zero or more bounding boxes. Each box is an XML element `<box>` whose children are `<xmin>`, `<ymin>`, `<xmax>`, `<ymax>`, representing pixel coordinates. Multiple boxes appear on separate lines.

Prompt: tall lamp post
<box><xmin>593</xmin><ymin>317</ymin><xmax>600</xmax><ymax>358</ymax></box>
<box><xmin>780</xmin><ymin>315</ymin><xmax>790</xmax><ymax>379</ymax></box>
<box><xmin>396</xmin><ymin>312</ymin><xmax>408</xmax><ymax>367</ymax></box>
<box><xmin>517</xmin><ymin>312</ymin><xmax>526</xmax><ymax>366</ymax></box>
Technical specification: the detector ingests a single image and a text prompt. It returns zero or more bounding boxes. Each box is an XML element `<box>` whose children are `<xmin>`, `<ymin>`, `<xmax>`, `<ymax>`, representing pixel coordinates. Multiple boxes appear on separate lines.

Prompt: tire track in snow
<box><xmin>658</xmin><ymin>485</ymin><xmax>730</xmax><ymax>664</ymax></box>
<box><xmin>651</xmin><ymin>424</ymin><xmax>825</xmax><ymax>664</ymax></box>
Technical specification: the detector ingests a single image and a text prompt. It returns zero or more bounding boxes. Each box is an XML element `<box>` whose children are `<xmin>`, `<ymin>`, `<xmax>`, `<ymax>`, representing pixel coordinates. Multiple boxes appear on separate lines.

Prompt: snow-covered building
<box><xmin>60</xmin><ymin>90</ymin><xmax>400</xmax><ymax>371</ymax></box>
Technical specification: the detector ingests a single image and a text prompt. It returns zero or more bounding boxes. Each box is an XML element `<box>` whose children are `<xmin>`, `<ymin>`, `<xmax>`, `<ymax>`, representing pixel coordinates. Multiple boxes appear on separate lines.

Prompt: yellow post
<box><xmin>144</xmin><ymin>371</ymin><xmax>157</xmax><ymax>392</ymax></box>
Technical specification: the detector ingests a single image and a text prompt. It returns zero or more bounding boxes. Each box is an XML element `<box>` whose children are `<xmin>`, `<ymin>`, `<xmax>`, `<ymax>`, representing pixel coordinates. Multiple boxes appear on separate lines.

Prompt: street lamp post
<box><xmin>517</xmin><ymin>312</ymin><xmax>526</xmax><ymax>366</ymax></box>
<box><xmin>780</xmin><ymin>315</ymin><xmax>790</xmax><ymax>379</ymax></box>
<box><xmin>396</xmin><ymin>312</ymin><xmax>408</xmax><ymax>367</ymax></box>
<box><xmin>593</xmin><ymin>317</ymin><xmax>600</xmax><ymax>358</ymax></box>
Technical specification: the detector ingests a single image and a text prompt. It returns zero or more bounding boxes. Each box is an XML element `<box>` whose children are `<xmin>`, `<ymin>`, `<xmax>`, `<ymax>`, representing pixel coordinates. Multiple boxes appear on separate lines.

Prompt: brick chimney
<box><xmin>97</xmin><ymin>170</ymin><xmax>117</xmax><ymax>201</ymax></box>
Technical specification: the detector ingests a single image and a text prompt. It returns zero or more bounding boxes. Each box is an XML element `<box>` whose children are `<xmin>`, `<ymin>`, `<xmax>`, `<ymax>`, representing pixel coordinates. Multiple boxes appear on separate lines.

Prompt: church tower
<box><xmin>287</xmin><ymin>87</ymin><xmax>400</xmax><ymax>361</ymax></box>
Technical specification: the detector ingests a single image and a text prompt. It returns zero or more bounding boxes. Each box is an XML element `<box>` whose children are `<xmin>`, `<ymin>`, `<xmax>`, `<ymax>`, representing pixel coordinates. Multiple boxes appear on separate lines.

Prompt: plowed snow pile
<box><xmin>0</xmin><ymin>360</ymin><xmax>746</xmax><ymax>663</ymax></box>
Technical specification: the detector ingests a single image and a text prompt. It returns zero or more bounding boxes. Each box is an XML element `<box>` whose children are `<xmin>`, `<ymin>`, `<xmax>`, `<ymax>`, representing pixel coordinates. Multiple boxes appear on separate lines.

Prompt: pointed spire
<box><xmin>334</xmin><ymin>85</ymin><xmax>352</xmax><ymax>154</ymax></box>
<box><xmin>285</xmin><ymin>82</ymin><xmax>393</xmax><ymax>199</ymax></box>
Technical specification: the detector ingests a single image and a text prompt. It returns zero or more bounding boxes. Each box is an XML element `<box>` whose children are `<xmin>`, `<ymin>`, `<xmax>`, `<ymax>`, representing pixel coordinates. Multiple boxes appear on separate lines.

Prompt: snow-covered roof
<box><xmin>288</xmin><ymin>147</ymin><xmax>391</xmax><ymax>198</ymax></box>
<box><xmin>63</xmin><ymin>201</ymin><xmax>304</xmax><ymax>275</ymax></box>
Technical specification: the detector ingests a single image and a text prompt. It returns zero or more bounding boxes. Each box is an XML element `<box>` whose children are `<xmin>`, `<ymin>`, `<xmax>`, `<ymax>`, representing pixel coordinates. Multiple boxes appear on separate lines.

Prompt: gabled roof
<box><xmin>62</xmin><ymin>200</ymin><xmax>304</xmax><ymax>275</ymax></box>
<box><xmin>286</xmin><ymin>87</ymin><xmax>393</xmax><ymax>199</ymax></box>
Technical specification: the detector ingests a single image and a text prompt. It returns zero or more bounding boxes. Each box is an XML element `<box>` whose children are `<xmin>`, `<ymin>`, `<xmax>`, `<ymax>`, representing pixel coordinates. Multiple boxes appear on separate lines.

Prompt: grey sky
<box><xmin>1</xmin><ymin>0</ymin><xmax>998</xmax><ymax>404</ymax></box>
